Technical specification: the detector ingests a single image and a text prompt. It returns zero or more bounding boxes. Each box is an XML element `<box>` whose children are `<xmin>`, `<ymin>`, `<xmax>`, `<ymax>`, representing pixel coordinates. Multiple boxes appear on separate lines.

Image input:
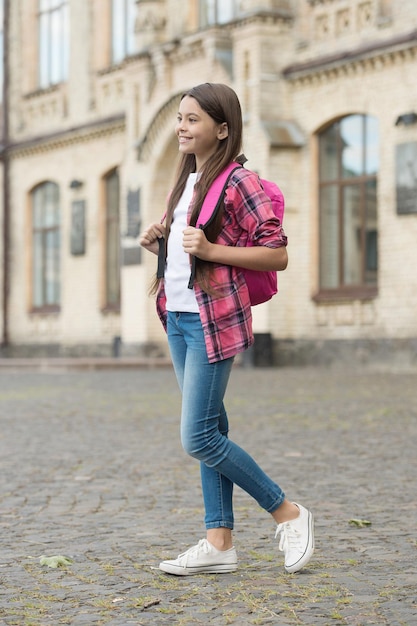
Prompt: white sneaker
<box><xmin>275</xmin><ymin>503</ymin><xmax>314</xmax><ymax>573</ymax></box>
<box><xmin>159</xmin><ymin>539</ymin><xmax>238</xmax><ymax>576</ymax></box>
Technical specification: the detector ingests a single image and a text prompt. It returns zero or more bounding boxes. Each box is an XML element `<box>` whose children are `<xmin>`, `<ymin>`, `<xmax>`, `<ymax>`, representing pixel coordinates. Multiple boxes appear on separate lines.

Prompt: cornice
<box><xmin>283</xmin><ymin>28</ymin><xmax>417</xmax><ymax>83</ymax></box>
<box><xmin>231</xmin><ymin>9</ymin><xmax>293</xmax><ymax>26</ymax></box>
<box><xmin>216</xmin><ymin>9</ymin><xmax>293</xmax><ymax>34</ymax></box>
<box><xmin>7</xmin><ymin>113</ymin><xmax>126</xmax><ymax>158</ymax></box>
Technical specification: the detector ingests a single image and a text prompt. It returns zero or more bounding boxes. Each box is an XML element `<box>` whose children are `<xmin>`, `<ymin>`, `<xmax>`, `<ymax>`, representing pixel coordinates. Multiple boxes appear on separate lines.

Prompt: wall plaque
<box><xmin>71</xmin><ymin>200</ymin><xmax>86</xmax><ymax>255</ymax></box>
<box><xmin>396</xmin><ymin>142</ymin><xmax>417</xmax><ymax>215</ymax></box>
<box><xmin>126</xmin><ymin>188</ymin><xmax>141</xmax><ymax>237</ymax></box>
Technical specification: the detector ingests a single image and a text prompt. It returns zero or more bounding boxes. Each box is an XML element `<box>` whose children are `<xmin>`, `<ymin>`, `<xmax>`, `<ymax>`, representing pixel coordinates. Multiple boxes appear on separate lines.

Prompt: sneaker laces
<box><xmin>275</xmin><ymin>521</ymin><xmax>303</xmax><ymax>553</ymax></box>
<box><xmin>177</xmin><ymin>539</ymin><xmax>211</xmax><ymax>568</ymax></box>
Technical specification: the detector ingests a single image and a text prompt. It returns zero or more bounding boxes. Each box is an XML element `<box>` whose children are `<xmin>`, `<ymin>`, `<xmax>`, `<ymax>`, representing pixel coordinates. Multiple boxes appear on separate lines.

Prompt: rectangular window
<box><xmin>39</xmin><ymin>0</ymin><xmax>69</xmax><ymax>88</ymax></box>
<box><xmin>105</xmin><ymin>170</ymin><xmax>121</xmax><ymax>309</ymax></box>
<box><xmin>112</xmin><ymin>0</ymin><xmax>137</xmax><ymax>64</ymax></box>
<box><xmin>199</xmin><ymin>0</ymin><xmax>240</xmax><ymax>27</ymax></box>
<box><xmin>32</xmin><ymin>183</ymin><xmax>61</xmax><ymax>309</ymax></box>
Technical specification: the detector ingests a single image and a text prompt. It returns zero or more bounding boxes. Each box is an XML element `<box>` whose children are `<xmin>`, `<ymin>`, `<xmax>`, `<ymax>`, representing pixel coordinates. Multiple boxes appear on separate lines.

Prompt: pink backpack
<box><xmin>158</xmin><ymin>163</ymin><xmax>285</xmax><ymax>305</ymax></box>
<box><xmin>193</xmin><ymin>163</ymin><xmax>285</xmax><ymax>306</ymax></box>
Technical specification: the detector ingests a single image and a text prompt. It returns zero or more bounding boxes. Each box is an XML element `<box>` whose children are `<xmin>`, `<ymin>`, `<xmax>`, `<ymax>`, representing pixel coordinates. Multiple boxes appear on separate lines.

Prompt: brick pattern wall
<box><xmin>2</xmin><ymin>0</ymin><xmax>416</xmax><ymax>359</ymax></box>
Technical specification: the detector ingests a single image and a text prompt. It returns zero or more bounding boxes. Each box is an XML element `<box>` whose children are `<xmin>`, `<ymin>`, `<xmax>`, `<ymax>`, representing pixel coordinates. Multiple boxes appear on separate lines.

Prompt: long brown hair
<box><xmin>153</xmin><ymin>83</ymin><xmax>243</xmax><ymax>295</ymax></box>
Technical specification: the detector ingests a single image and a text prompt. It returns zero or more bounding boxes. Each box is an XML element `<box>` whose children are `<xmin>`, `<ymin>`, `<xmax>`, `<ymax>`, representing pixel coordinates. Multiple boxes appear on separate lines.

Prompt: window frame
<box><xmin>111</xmin><ymin>0</ymin><xmax>137</xmax><ymax>64</ymax></box>
<box><xmin>315</xmin><ymin>114</ymin><xmax>379</xmax><ymax>302</ymax></box>
<box><xmin>198</xmin><ymin>0</ymin><xmax>240</xmax><ymax>28</ymax></box>
<box><xmin>31</xmin><ymin>181</ymin><xmax>61</xmax><ymax>312</ymax></box>
<box><xmin>38</xmin><ymin>0</ymin><xmax>69</xmax><ymax>89</ymax></box>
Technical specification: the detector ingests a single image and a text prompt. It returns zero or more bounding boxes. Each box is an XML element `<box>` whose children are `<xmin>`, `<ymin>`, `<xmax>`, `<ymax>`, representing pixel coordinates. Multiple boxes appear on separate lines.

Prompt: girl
<box><xmin>139</xmin><ymin>83</ymin><xmax>314</xmax><ymax>576</ymax></box>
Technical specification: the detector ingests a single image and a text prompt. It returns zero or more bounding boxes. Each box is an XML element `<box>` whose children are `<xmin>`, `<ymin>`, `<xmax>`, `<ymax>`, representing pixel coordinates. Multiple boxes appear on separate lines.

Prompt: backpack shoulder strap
<box><xmin>188</xmin><ymin>162</ymin><xmax>241</xmax><ymax>290</ymax></box>
<box><xmin>196</xmin><ymin>162</ymin><xmax>241</xmax><ymax>228</ymax></box>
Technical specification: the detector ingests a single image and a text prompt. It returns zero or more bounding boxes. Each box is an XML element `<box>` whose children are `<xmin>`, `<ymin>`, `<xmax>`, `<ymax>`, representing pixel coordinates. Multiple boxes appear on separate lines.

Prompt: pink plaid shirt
<box><xmin>156</xmin><ymin>167</ymin><xmax>287</xmax><ymax>363</ymax></box>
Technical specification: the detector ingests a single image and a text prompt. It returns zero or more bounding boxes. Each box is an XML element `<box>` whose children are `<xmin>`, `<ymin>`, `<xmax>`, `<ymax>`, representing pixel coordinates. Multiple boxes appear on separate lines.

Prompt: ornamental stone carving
<box><xmin>135</xmin><ymin>0</ymin><xmax>166</xmax><ymax>48</ymax></box>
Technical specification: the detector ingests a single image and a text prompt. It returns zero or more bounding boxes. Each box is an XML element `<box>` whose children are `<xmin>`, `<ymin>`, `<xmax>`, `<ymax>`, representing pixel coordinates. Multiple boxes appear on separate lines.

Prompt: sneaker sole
<box><xmin>284</xmin><ymin>511</ymin><xmax>315</xmax><ymax>574</ymax></box>
<box><xmin>159</xmin><ymin>562</ymin><xmax>238</xmax><ymax>576</ymax></box>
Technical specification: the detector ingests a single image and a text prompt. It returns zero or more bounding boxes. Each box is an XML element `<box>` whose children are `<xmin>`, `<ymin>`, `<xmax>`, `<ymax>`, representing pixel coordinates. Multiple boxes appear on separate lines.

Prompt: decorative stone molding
<box><xmin>283</xmin><ymin>28</ymin><xmax>417</xmax><ymax>84</ymax></box>
<box><xmin>20</xmin><ymin>85</ymin><xmax>68</xmax><ymax>136</ymax></box>
<box><xmin>242</xmin><ymin>0</ymin><xmax>292</xmax><ymax>10</ymax></box>
<box><xmin>135</xmin><ymin>0</ymin><xmax>166</xmax><ymax>48</ymax></box>
<box><xmin>358</xmin><ymin>2</ymin><xmax>373</xmax><ymax>29</ymax></box>
<box><xmin>136</xmin><ymin>93</ymin><xmax>180</xmax><ymax>162</ymax></box>
<box><xmin>94</xmin><ymin>69</ymin><xmax>126</xmax><ymax>117</ymax></box>
<box><xmin>335</xmin><ymin>8</ymin><xmax>351</xmax><ymax>36</ymax></box>
<box><xmin>9</xmin><ymin>114</ymin><xmax>126</xmax><ymax>158</ymax></box>
<box><xmin>305</xmin><ymin>0</ymin><xmax>392</xmax><ymax>41</ymax></box>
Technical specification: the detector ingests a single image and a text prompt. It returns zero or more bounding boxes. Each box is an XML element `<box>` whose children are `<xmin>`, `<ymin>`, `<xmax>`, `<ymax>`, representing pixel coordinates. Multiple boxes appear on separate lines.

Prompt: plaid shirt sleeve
<box><xmin>221</xmin><ymin>168</ymin><xmax>287</xmax><ymax>249</ymax></box>
<box><xmin>157</xmin><ymin>167</ymin><xmax>287</xmax><ymax>363</ymax></box>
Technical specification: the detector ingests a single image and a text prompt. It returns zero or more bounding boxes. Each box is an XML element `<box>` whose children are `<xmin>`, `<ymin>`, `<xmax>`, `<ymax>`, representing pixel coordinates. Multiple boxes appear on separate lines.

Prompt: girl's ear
<box><xmin>217</xmin><ymin>122</ymin><xmax>229</xmax><ymax>140</ymax></box>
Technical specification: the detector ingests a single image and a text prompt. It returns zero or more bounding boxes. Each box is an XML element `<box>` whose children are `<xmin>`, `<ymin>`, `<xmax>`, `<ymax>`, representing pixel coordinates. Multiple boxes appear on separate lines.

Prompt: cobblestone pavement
<box><xmin>0</xmin><ymin>363</ymin><xmax>416</xmax><ymax>626</ymax></box>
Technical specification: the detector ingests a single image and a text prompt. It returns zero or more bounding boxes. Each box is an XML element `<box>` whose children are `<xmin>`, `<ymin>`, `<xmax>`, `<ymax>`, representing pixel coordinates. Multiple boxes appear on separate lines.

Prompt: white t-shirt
<box><xmin>165</xmin><ymin>173</ymin><xmax>199</xmax><ymax>313</ymax></box>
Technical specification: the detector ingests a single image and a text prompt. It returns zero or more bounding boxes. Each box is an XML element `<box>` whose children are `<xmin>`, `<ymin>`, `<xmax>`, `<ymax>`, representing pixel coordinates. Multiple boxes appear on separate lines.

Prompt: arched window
<box><xmin>32</xmin><ymin>182</ymin><xmax>61</xmax><ymax>309</ymax></box>
<box><xmin>318</xmin><ymin>114</ymin><xmax>379</xmax><ymax>296</ymax></box>
<box><xmin>104</xmin><ymin>169</ymin><xmax>121</xmax><ymax>309</ymax></box>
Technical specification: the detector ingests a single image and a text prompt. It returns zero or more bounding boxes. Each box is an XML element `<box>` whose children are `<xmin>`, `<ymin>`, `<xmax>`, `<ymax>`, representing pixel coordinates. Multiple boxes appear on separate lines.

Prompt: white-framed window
<box><xmin>111</xmin><ymin>0</ymin><xmax>137</xmax><ymax>64</ymax></box>
<box><xmin>38</xmin><ymin>0</ymin><xmax>69</xmax><ymax>88</ymax></box>
<box><xmin>32</xmin><ymin>182</ymin><xmax>61</xmax><ymax>310</ymax></box>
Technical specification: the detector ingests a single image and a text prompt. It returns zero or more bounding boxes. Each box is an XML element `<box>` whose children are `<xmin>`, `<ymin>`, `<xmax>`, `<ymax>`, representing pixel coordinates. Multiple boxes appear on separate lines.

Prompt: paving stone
<box><xmin>0</xmin><ymin>365</ymin><xmax>416</xmax><ymax>625</ymax></box>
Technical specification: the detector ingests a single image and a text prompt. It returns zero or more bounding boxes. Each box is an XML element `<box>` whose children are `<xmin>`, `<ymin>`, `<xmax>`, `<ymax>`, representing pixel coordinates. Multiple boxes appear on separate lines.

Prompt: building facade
<box><xmin>1</xmin><ymin>0</ymin><xmax>416</xmax><ymax>365</ymax></box>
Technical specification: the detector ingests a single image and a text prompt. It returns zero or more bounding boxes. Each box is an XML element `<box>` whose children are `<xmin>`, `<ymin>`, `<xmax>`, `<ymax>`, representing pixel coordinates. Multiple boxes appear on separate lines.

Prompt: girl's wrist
<box><xmin>205</xmin><ymin>242</ymin><xmax>219</xmax><ymax>263</ymax></box>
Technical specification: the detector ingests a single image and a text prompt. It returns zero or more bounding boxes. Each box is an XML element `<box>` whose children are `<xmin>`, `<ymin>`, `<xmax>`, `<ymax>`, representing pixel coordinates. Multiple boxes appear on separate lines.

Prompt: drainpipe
<box><xmin>1</xmin><ymin>0</ymin><xmax>10</xmax><ymax>350</ymax></box>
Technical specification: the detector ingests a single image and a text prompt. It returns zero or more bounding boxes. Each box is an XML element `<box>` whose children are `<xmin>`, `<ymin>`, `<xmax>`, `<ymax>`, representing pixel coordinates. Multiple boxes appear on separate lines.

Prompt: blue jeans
<box><xmin>167</xmin><ymin>311</ymin><xmax>285</xmax><ymax>530</ymax></box>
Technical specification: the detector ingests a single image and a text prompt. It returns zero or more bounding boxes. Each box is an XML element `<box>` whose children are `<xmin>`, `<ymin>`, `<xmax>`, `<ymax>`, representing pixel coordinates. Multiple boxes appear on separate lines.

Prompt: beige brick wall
<box><xmin>0</xmin><ymin>165</ymin><xmax>3</xmax><ymax>339</ymax></box>
<box><xmin>281</xmin><ymin>28</ymin><xmax>417</xmax><ymax>340</ymax></box>
<box><xmin>8</xmin><ymin>124</ymin><xmax>125</xmax><ymax>348</ymax></box>
<box><xmin>3</xmin><ymin>0</ymin><xmax>417</xmax><ymax>358</ymax></box>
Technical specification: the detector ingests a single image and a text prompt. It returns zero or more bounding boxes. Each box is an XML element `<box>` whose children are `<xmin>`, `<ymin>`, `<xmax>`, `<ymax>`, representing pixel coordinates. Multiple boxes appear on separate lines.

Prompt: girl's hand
<box><xmin>139</xmin><ymin>223</ymin><xmax>166</xmax><ymax>256</ymax></box>
<box><xmin>183</xmin><ymin>226</ymin><xmax>288</xmax><ymax>271</ymax></box>
<box><xmin>182</xmin><ymin>227</ymin><xmax>213</xmax><ymax>260</ymax></box>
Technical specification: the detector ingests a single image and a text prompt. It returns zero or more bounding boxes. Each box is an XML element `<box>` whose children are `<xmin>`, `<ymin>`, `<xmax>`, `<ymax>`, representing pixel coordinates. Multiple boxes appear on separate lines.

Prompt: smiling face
<box><xmin>175</xmin><ymin>95</ymin><xmax>228</xmax><ymax>171</ymax></box>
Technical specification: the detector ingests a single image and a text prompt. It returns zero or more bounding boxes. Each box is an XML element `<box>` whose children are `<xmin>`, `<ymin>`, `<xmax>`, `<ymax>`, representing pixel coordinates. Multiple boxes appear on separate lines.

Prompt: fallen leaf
<box><xmin>349</xmin><ymin>519</ymin><xmax>372</xmax><ymax>527</ymax></box>
<box><xmin>39</xmin><ymin>555</ymin><xmax>73</xmax><ymax>568</ymax></box>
